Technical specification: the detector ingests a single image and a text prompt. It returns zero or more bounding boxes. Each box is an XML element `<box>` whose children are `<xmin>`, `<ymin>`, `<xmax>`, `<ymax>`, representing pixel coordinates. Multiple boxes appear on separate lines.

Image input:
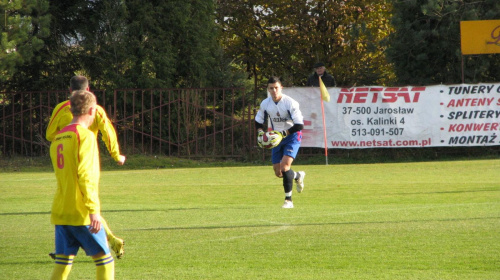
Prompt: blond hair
<box><xmin>70</xmin><ymin>90</ymin><xmax>96</xmax><ymax>116</ymax></box>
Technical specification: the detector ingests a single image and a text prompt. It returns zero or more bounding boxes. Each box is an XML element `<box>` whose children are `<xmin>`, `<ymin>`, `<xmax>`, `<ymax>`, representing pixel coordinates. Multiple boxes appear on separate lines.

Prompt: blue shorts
<box><xmin>271</xmin><ymin>131</ymin><xmax>302</xmax><ymax>164</ymax></box>
<box><xmin>54</xmin><ymin>225</ymin><xmax>110</xmax><ymax>256</ymax></box>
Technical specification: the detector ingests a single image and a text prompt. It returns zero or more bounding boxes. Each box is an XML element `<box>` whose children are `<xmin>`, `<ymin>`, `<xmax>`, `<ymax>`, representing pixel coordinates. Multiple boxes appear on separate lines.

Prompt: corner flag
<box><xmin>318</xmin><ymin>76</ymin><xmax>330</xmax><ymax>165</ymax></box>
<box><xmin>319</xmin><ymin>76</ymin><xmax>330</xmax><ymax>102</ymax></box>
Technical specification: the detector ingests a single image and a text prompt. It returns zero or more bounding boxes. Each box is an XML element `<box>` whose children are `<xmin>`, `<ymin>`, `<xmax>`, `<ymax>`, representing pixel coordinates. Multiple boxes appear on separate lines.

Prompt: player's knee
<box><xmin>273</xmin><ymin>165</ymin><xmax>282</xmax><ymax>177</ymax></box>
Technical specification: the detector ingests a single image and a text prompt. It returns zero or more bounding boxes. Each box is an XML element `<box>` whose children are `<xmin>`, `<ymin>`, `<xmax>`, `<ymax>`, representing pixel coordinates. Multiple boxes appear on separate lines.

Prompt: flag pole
<box><xmin>320</xmin><ymin>95</ymin><xmax>328</xmax><ymax>165</ymax></box>
<box><xmin>319</xmin><ymin>76</ymin><xmax>329</xmax><ymax>165</ymax></box>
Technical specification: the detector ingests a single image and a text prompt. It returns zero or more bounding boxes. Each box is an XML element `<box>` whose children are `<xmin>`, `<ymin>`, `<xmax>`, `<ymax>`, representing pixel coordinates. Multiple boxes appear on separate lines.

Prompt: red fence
<box><xmin>0</xmin><ymin>88</ymin><xmax>260</xmax><ymax>159</ymax></box>
<box><xmin>112</xmin><ymin>88</ymin><xmax>256</xmax><ymax>158</ymax></box>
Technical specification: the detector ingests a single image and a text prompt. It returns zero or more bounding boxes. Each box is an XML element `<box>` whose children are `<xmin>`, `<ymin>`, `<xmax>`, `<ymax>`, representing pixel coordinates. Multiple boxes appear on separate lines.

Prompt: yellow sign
<box><xmin>460</xmin><ymin>20</ymin><xmax>500</xmax><ymax>55</ymax></box>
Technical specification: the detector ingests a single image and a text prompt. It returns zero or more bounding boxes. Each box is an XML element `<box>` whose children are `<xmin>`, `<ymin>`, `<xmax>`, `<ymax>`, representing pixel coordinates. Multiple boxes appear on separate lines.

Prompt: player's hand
<box><xmin>257</xmin><ymin>130</ymin><xmax>265</xmax><ymax>148</ymax></box>
<box><xmin>117</xmin><ymin>155</ymin><xmax>126</xmax><ymax>166</ymax></box>
<box><xmin>88</xmin><ymin>213</ymin><xmax>102</xmax><ymax>234</ymax></box>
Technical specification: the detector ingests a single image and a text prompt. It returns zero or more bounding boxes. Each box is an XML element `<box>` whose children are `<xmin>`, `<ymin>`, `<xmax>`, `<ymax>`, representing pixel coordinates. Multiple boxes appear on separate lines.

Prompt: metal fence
<box><xmin>112</xmin><ymin>88</ymin><xmax>257</xmax><ymax>158</ymax></box>
<box><xmin>2</xmin><ymin>89</ymin><xmax>491</xmax><ymax>161</ymax></box>
<box><xmin>0</xmin><ymin>88</ymin><xmax>260</xmax><ymax>159</ymax></box>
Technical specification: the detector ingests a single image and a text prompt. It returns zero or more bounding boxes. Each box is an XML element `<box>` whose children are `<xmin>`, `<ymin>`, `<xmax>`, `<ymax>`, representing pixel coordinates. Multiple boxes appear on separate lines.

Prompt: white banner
<box><xmin>283</xmin><ymin>84</ymin><xmax>500</xmax><ymax>149</ymax></box>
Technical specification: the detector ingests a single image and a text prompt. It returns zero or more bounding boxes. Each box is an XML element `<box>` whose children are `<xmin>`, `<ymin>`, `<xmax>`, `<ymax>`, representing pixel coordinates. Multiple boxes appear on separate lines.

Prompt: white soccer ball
<box><xmin>258</xmin><ymin>131</ymin><xmax>283</xmax><ymax>149</ymax></box>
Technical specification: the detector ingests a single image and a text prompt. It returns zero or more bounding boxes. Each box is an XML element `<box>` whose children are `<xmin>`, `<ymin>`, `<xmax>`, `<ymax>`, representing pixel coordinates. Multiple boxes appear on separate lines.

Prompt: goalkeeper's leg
<box><xmin>280</xmin><ymin>156</ymin><xmax>295</xmax><ymax>201</ymax></box>
<box><xmin>283</xmin><ymin>169</ymin><xmax>294</xmax><ymax>200</ymax></box>
<box><xmin>281</xmin><ymin>168</ymin><xmax>295</xmax><ymax>208</ymax></box>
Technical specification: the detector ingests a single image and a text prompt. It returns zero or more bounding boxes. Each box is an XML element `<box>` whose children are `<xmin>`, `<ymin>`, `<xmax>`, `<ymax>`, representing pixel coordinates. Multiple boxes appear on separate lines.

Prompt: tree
<box><xmin>1</xmin><ymin>0</ymin><xmax>242</xmax><ymax>91</ymax></box>
<box><xmin>0</xmin><ymin>0</ymin><xmax>50</xmax><ymax>85</ymax></box>
<box><xmin>216</xmin><ymin>0</ymin><xmax>395</xmax><ymax>91</ymax></box>
<box><xmin>78</xmin><ymin>0</ymin><xmax>236</xmax><ymax>89</ymax></box>
<box><xmin>3</xmin><ymin>0</ymin><xmax>97</xmax><ymax>91</ymax></box>
<box><xmin>386</xmin><ymin>0</ymin><xmax>500</xmax><ymax>85</ymax></box>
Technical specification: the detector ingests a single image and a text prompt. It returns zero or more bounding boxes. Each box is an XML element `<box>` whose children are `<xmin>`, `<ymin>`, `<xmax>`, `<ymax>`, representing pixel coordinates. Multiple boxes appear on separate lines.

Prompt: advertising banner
<box><xmin>283</xmin><ymin>84</ymin><xmax>500</xmax><ymax>149</ymax></box>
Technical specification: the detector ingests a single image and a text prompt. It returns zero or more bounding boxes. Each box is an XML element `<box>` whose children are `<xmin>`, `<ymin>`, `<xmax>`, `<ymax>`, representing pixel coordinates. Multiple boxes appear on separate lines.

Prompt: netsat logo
<box><xmin>337</xmin><ymin>87</ymin><xmax>425</xmax><ymax>104</ymax></box>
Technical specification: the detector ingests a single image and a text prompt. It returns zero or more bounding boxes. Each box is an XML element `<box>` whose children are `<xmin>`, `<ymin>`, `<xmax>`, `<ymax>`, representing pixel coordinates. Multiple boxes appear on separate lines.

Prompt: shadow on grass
<box><xmin>0</xmin><ymin>208</ymin><xmax>204</xmax><ymax>216</ymax></box>
<box><xmin>127</xmin><ymin>216</ymin><xmax>500</xmax><ymax>231</ymax></box>
<box><xmin>394</xmin><ymin>187</ymin><xmax>500</xmax><ymax>195</ymax></box>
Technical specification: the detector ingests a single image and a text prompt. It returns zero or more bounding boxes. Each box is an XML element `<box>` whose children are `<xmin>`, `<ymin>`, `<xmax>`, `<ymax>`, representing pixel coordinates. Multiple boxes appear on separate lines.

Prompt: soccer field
<box><xmin>1</xmin><ymin>159</ymin><xmax>499</xmax><ymax>279</ymax></box>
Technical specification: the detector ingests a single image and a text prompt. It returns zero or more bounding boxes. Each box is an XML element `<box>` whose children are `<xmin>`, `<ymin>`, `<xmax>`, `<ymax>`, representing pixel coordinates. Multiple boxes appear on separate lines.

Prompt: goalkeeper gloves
<box><xmin>273</xmin><ymin>130</ymin><xmax>288</xmax><ymax>138</ymax></box>
<box><xmin>257</xmin><ymin>130</ymin><xmax>265</xmax><ymax>148</ymax></box>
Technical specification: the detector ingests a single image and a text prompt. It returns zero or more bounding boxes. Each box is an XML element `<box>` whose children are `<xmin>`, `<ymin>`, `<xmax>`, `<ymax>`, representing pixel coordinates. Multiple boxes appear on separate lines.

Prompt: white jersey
<box><xmin>255</xmin><ymin>94</ymin><xmax>304</xmax><ymax>132</ymax></box>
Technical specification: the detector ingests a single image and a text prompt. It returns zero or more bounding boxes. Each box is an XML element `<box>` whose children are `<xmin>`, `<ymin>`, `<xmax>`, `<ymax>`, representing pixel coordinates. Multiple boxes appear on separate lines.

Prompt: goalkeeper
<box><xmin>255</xmin><ymin>76</ymin><xmax>306</xmax><ymax>209</ymax></box>
<box><xmin>46</xmin><ymin>75</ymin><xmax>125</xmax><ymax>259</ymax></box>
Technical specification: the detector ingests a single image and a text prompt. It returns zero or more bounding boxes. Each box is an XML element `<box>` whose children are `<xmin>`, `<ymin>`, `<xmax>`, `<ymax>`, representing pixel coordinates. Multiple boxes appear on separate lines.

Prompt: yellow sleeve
<box><xmin>89</xmin><ymin>105</ymin><xmax>121</xmax><ymax>162</ymax></box>
<box><xmin>77</xmin><ymin>127</ymin><xmax>101</xmax><ymax>215</ymax></box>
<box><xmin>46</xmin><ymin>101</ymin><xmax>73</xmax><ymax>142</ymax></box>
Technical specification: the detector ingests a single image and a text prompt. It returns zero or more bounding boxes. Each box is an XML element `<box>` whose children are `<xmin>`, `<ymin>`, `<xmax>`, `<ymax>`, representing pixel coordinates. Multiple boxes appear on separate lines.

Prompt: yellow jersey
<box><xmin>50</xmin><ymin>124</ymin><xmax>101</xmax><ymax>226</ymax></box>
<box><xmin>46</xmin><ymin>100</ymin><xmax>122</xmax><ymax>162</ymax></box>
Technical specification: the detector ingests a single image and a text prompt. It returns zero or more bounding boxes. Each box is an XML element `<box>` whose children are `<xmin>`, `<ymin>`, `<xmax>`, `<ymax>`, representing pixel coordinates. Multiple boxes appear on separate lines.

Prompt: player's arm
<box><xmin>46</xmin><ymin>102</ymin><xmax>71</xmax><ymax>142</ymax></box>
<box><xmin>255</xmin><ymin>121</ymin><xmax>264</xmax><ymax>134</ymax></box>
<box><xmin>46</xmin><ymin>104</ymin><xmax>61</xmax><ymax>141</ymax></box>
<box><xmin>254</xmin><ymin>105</ymin><xmax>267</xmax><ymax>136</ymax></box>
<box><xmin>280</xmin><ymin>123</ymin><xmax>304</xmax><ymax>137</ymax></box>
<box><xmin>94</xmin><ymin>106</ymin><xmax>125</xmax><ymax>165</ymax></box>
<box><xmin>280</xmin><ymin>100</ymin><xmax>305</xmax><ymax>137</ymax></box>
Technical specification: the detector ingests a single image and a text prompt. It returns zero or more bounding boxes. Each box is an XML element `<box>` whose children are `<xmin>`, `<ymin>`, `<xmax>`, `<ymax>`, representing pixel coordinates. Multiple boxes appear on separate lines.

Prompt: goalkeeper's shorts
<box><xmin>271</xmin><ymin>131</ymin><xmax>302</xmax><ymax>164</ymax></box>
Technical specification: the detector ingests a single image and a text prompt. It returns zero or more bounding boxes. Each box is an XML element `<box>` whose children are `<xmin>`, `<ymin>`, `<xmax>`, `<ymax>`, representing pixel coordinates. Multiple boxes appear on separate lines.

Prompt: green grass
<box><xmin>1</xmin><ymin>159</ymin><xmax>499</xmax><ymax>279</ymax></box>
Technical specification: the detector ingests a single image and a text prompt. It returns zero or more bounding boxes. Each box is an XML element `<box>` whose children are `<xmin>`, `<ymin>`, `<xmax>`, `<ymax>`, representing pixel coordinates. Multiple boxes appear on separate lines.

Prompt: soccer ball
<box><xmin>258</xmin><ymin>131</ymin><xmax>283</xmax><ymax>149</ymax></box>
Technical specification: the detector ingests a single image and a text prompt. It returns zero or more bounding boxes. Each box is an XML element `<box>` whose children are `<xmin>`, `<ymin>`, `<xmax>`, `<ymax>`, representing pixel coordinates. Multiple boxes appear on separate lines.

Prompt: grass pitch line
<box><xmin>212</xmin><ymin>224</ymin><xmax>291</xmax><ymax>243</ymax></box>
<box><xmin>134</xmin><ymin>221</ymin><xmax>293</xmax><ymax>245</ymax></box>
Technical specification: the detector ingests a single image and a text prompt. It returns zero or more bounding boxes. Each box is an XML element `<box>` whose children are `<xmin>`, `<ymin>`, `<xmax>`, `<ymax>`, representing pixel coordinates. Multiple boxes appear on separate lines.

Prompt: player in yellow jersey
<box><xmin>46</xmin><ymin>76</ymin><xmax>125</xmax><ymax>164</ymax></box>
<box><xmin>46</xmin><ymin>76</ymin><xmax>125</xmax><ymax>259</ymax></box>
<box><xmin>50</xmin><ymin>90</ymin><xmax>114</xmax><ymax>280</ymax></box>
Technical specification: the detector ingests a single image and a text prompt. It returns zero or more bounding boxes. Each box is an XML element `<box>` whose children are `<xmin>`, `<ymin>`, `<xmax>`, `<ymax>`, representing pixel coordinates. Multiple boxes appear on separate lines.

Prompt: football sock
<box><xmin>51</xmin><ymin>255</ymin><xmax>74</xmax><ymax>280</ymax></box>
<box><xmin>94</xmin><ymin>253</ymin><xmax>114</xmax><ymax>280</ymax></box>
<box><xmin>100</xmin><ymin>217</ymin><xmax>115</xmax><ymax>240</ymax></box>
<box><xmin>283</xmin><ymin>169</ymin><xmax>294</xmax><ymax>194</ymax></box>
